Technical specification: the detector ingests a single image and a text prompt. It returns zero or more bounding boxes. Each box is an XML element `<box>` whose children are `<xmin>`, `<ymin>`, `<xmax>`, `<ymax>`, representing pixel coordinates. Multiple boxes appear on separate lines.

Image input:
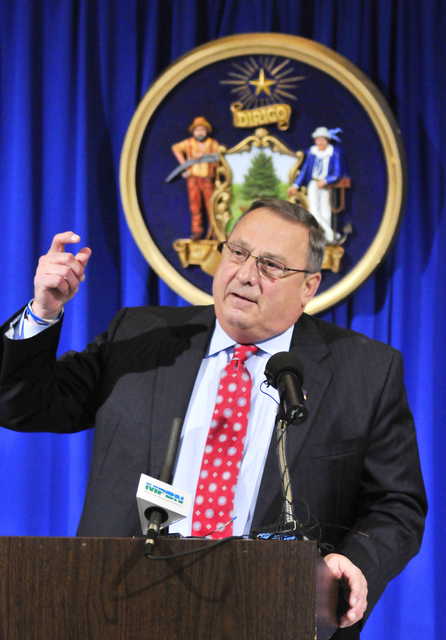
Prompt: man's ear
<box><xmin>302</xmin><ymin>272</ymin><xmax>321</xmax><ymax>305</ymax></box>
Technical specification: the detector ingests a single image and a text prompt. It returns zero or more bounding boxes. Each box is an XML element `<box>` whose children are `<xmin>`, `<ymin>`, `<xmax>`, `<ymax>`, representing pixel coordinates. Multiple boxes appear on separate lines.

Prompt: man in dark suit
<box><xmin>0</xmin><ymin>198</ymin><xmax>426</xmax><ymax>637</ymax></box>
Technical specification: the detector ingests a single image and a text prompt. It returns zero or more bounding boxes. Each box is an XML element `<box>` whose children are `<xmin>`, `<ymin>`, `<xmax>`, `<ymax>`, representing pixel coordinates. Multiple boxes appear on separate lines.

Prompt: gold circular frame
<box><xmin>120</xmin><ymin>33</ymin><xmax>405</xmax><ymax>313</ymax></box>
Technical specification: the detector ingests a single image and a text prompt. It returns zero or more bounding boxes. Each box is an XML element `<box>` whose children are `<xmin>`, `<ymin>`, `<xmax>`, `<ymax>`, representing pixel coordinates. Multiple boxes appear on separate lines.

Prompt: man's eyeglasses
<box><xmin>218</xmin><ymin>241</ymin><xmax>312</xmax><ymax>280</ymax></box>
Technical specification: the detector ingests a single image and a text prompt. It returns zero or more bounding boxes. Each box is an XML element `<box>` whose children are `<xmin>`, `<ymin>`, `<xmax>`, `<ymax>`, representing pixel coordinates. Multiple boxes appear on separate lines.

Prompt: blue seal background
<box><xmin>137</xmin><ymin>55</ymin><xmax>387</xmax><ymax>295</ymax></box>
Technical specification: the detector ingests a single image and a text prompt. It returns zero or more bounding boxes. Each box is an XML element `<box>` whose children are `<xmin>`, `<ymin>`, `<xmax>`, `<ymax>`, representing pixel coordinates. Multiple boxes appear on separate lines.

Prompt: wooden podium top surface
<box><xmin>0</xmin><ymin>536</ymin><xmax>338</xmax><ymax>640</ymax></box>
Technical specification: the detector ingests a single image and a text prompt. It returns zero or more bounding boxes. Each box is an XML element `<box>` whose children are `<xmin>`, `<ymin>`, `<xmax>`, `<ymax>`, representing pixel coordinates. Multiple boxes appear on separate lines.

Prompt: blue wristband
<box><xmin>25</xmin><ymin>301</ymin><xmax>62</xmax><ymax>326</ymax></box>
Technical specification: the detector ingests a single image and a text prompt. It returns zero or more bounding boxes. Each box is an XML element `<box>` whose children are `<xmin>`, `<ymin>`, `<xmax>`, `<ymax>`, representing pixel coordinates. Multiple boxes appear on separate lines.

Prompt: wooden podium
<box><xmin>0</xmin><ymin>536</ymin><xmax>338</xmax><ymax>639</ymax></box>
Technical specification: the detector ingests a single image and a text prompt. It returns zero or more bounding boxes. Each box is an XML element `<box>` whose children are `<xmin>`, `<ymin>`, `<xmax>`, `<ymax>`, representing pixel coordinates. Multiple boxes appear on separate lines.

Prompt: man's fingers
<box><xmin>339</xmin><ymin>581</ymin><xmax>368</xmax><ymax>627</ymax></box>
<box><xmin>37</xmin><ymin>273</ymin><xmax>72</xmax><ymax>298</ymax></box>
<box><xmin>339</xmin><ymin>594</ymin><xmax>368</xmax><ymax>628</ymax></box>
<box><xmin>33</xmin><ymin>233</ymin><xmax>91</xmax><ymax>318</ymax></box>
<box><xmin>40</xmin><ymin>241</ymin><xmax>91</xmax><ymax>282</ymax></box>
<box><xmin>75</xmin><ymin>246</ymin><xmax>92</xmax><ymax>267</ymax></box>
<box><xmin>324</xmin><ymin>553</ymin><xmax>368</xmax><ymax>629</ymax></box>
<box><xmin>38</xmin><ymin>253</ymin><xmax>86</xmax><ymax>279</ymax></box>
<box><xmin>39</xmin><ymin>263</ymin><xmax>81</xmax><ymax>291</ymax></box>
<box><xmin>49</xmin><ymin>231</ymin><xmax>80</xmax><ymax>254</ymax></box>
<box><xmin>348</xmin><ymin>572</ymin><xmax>367</xmax><ymax>606</ymax></box>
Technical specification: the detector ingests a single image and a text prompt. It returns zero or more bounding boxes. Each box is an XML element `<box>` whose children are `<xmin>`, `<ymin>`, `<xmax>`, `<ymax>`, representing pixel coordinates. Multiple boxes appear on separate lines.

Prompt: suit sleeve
<box><xmin>0</xmin><ymin>308</ymin><xmax>127</xmax><ymax>433</ymax></box>
<box><xmin>335</xmin><ymin>350</ymin><xmax>427</xmax><ymax>617</ymax></box>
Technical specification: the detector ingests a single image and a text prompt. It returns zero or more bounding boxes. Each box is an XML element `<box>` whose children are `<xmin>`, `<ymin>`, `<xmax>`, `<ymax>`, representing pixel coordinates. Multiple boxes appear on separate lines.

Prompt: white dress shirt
<box><xmin>170</xmin><ymin>319</ymin><xmax>293</xmax><ymax>537</ymax></box>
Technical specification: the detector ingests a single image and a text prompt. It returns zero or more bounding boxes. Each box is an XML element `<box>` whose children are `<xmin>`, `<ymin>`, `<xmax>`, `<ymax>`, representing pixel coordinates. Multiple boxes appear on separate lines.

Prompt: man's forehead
<box><xmin>229</xmin><ymin>209</ymin><xmax>309</xmax><ymax>256</ymax></box>
<box><xmin>228</xmin><ymin>236</ymin><xmax>288</xmax><ymax>262</ymax></box>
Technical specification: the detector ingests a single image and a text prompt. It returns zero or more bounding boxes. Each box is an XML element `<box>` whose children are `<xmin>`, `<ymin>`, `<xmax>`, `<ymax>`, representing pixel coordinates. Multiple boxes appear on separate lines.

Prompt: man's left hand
<box><xmin>324</xmin><ymin>553</ymin><xmax>368</xmax><ymax>628</ymax></box>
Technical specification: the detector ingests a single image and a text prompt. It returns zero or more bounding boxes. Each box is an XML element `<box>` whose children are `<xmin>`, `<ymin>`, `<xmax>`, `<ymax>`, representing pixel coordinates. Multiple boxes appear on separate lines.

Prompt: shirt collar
<box><xmin>207</xmin><ymin>319</ymin><xmax>294</xmax><ymax>357</ymax></box>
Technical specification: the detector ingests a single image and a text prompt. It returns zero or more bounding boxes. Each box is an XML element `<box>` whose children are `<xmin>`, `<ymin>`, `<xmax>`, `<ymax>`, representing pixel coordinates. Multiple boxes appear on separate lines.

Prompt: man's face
<box><xmin>314</xmin><ymin>136</ymin><xmax>329</xmax><ymax>150</ymax></box>
<box><xmin>212</xmin><ymin>208</ymin><xmax>321</xmax><ymax>343</ymax></box>
<box><xmin>193</xmin><ymin>125</ymin><xmax>208</xmax><ymax>141</ymax></box>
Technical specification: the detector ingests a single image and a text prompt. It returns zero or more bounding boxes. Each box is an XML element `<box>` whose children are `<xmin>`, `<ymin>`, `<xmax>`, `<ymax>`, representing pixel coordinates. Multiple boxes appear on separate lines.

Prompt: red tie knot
<box><xmin>232</xmin><ymin>344</ymin><xmax>258</xmax><ymax>364</ymax></box>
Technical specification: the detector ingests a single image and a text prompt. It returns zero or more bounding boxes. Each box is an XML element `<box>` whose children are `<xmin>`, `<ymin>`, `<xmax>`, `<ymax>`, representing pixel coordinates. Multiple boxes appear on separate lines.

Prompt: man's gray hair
<box><xmin>232</xmin><ymin>198</ymin><xmax>325</xmax><ymax>273</ymax></box>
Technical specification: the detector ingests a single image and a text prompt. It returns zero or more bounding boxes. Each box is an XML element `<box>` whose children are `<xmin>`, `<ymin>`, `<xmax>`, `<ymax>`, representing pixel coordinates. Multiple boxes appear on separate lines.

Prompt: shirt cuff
<box><xmin>5</xmin><ymin>301</ymin><xmax>63</xmax><ymax>340</ymax></box>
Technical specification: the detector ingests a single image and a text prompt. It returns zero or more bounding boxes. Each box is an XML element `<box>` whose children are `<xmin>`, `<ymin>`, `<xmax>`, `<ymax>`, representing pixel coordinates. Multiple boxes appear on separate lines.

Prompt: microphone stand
<box><xmin>275</xmin><ymin>388</ymin><xmax>308</xmax><ymax>537</ymax></box>
<box><xmin>276</xmin><ymin>416</ymin><xmax>299</xmax><ymax>534</ymax></box>
<box><xmin>262</xmin><ymin>353</ymin><xmax>308</xmax><ymax>538</ymax></box>
<box><xmin>144</xmin><ymin>417</ymin><xmax>183</xmax><ymax>557</ymax></box>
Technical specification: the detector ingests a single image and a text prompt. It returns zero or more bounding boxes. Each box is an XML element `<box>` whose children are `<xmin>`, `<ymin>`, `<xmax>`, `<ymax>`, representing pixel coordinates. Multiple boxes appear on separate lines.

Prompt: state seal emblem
<box><xmin>120</xmin><ymin>34</ymin><xmax>405</xmax><ymax>313</ymax></box>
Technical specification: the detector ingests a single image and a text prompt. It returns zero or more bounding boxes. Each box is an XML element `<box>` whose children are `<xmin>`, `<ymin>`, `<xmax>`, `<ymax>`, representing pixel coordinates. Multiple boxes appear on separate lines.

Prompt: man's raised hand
<box><xmin>32</xmin><ymin>232</ymin><xmax>92</xmax><ymax>320</ymax></box>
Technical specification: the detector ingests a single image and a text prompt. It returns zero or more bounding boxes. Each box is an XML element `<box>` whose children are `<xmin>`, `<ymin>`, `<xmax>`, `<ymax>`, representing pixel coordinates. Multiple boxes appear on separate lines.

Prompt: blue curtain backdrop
<box><xmin>0</xmin><ymin>1</ymin><xmax>444</xmax><ymax>637</ymax></box>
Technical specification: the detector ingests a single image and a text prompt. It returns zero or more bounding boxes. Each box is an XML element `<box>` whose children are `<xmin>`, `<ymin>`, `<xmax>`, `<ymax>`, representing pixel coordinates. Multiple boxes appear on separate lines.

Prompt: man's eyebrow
<box><xmin>230</xmin><ymin>238</ymin><xmax>287</xmax><ymax>263</ymax></box>
<box><xmin>261</xmin><ymin>250</ymin><xmax>287</xmax><ymax>263</ymax></box>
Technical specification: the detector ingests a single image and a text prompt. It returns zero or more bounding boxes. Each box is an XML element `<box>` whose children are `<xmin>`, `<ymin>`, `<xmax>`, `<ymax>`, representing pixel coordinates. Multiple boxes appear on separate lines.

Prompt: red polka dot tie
<box><xmin>192</xmin><ymin>344</ymin><xmax>258</xmax><ymax>539</ymax></box>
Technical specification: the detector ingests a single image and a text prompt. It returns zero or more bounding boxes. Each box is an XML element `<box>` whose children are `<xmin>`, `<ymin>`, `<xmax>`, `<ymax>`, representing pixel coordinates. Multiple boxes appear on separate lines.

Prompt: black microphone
<box><xmin>265</xmin><ymin>352</ymin><xmax>307</xmax><ymax>423</ymax></box>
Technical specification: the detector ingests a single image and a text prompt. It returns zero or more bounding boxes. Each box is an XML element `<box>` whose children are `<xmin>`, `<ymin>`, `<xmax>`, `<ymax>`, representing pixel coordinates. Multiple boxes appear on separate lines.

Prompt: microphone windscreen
<box><xmin>264</xmin><ymin>352</ymin><xmax>304</xmax><ymax>388</ymax></box>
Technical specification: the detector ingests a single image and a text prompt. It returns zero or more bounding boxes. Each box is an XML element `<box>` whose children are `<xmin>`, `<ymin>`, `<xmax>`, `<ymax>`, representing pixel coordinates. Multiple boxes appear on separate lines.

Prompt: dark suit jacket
<box><xmin>0</xmin><ymin>304</ymin><xmax>426</xmax><ymax>636</ymax></box>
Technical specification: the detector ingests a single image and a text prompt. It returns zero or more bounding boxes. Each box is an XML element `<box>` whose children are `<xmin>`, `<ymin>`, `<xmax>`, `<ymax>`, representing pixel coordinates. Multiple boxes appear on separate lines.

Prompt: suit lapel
<box><xmin>148</xmin><ymin>306</ymin><xmax>215</xmax><ymax>479</ymax></box>
<box><xmin>252</xmin><ymin>313</ymin><xmax>333</xmax><ymax>528</ymax></box>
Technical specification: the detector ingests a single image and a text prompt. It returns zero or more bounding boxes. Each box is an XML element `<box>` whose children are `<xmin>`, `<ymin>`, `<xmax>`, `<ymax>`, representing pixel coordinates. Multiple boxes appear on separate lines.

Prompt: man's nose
<box><xmin>236</xmin><ymin>256</ymin><xmax>260</xmax><ymax>284</ymax></box>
